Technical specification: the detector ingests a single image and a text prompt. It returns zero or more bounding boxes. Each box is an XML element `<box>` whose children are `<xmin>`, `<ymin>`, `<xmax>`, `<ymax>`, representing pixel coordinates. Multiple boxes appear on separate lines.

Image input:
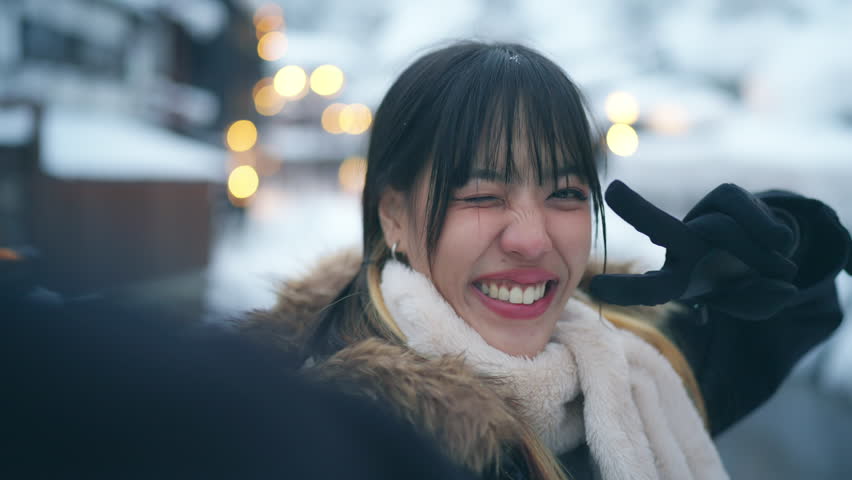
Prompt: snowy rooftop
<box><xmin>39</xmin><ymin>107</ymin><xmax>226</xmax><ymax>182</ymax></box>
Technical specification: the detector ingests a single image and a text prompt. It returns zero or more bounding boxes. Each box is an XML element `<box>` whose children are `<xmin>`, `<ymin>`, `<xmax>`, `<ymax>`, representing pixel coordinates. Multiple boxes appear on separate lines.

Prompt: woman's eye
<box><xmin>549</xmin><ymin>188</ymin><xmax>588</xmax><ymax>201</ymax></box>
<box><xmin>458</xmin><ymin>195</ymin><xmax>502</xmax><ymax>205</ymax></box>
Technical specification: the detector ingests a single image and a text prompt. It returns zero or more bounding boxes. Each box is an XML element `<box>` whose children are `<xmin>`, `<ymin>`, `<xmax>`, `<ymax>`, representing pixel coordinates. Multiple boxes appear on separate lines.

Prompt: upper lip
<box><xmin>474</xmin><ymin>268</ymin><xmax>559</xmax><ymax>285</ymax></box>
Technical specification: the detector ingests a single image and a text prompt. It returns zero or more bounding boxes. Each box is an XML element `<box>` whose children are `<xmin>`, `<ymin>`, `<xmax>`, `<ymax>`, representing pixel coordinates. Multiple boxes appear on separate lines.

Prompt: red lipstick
<box><xmin>471</xmin><ymin>283</ymin><xmax>556</xmax><ymax>319</ymax></box>
<box><xmin>474</xmin><ymin>269</ymin><xmax>558</xmax><ymax>285</ymax></box>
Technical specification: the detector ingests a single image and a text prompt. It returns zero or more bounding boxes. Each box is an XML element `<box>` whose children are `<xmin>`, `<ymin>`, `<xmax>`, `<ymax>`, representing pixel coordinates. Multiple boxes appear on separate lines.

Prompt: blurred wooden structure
<box><xmin>1</xmin><ymin>101</ymin><xmax>222</xmax><ymax>317</ymax></box>
<box><xmin>29</xmin><ymin>176</ymin><xmax>215</xmax><ymax>296</ymax></box>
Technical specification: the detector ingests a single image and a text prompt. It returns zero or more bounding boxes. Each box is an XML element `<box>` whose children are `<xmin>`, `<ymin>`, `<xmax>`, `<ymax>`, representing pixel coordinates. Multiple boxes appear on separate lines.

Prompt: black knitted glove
<box><xmin>589</xmin><ymin>181</ymin><xmax>805</xmax><ymax>320</ymax></box>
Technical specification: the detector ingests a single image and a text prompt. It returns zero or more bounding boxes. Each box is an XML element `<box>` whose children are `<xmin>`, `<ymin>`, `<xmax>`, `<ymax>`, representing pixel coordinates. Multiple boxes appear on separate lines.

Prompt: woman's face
<box><xmin>386</xmin><ymin>160</ymin><xmax>592</xmax><ymax>357</ymax></box>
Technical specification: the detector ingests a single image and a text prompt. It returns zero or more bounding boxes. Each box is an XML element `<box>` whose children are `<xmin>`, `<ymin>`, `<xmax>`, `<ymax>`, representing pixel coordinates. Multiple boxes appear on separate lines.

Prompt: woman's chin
<box><xmin>462</xmin><ymin>297</ymin><xmax>557</xmax><ymax>357</ymax></box>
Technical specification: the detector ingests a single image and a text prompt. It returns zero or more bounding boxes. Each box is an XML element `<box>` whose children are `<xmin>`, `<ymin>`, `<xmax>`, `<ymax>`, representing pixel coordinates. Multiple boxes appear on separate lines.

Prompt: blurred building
<box><xmin>0</xmin><ymin>0</ymin><xmax>261</xmax><ymax>312</ymax></box>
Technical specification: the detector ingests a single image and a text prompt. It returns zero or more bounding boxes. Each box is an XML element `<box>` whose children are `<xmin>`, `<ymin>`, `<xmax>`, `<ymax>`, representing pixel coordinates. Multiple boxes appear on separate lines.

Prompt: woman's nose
<box><xmin>499</xmin><ymin>208</ymin><xmax>553</xmax><ymax>260</ymax></box>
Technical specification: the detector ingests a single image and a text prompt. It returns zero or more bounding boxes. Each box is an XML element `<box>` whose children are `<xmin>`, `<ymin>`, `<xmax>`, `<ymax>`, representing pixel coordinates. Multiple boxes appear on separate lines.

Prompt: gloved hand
<box><xmin>589</xmin><ymin>181</ymin><xmax>809</xmax><ymax>320</ymax></box>
<box><xmin>757</xmin><ymin>190</ymin><xmax>852</xmax><ymax>287</ymax></box>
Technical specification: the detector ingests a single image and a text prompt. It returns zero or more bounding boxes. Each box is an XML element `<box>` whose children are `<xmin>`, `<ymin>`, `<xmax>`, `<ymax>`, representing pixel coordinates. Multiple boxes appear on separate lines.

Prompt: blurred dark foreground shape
<box><xmin>0</xmin><ymin>251</ymin><xmax>473</xmax><ymax>480</ymax></box>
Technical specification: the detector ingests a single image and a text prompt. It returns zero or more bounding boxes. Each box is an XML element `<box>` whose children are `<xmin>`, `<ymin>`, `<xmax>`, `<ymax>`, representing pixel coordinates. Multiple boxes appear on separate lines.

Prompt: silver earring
<box><xmin>391</xmin><ymin>241</ymin><xmax>399</xmax><ymax>261</ymax></box>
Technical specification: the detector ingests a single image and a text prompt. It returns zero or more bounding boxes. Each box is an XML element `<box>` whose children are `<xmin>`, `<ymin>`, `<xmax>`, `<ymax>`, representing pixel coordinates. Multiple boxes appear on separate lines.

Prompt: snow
<box><xmin>24</xmin><ymin>0</ymin><xmax>130</xmax><ymax>46</ymax></box>
<box><xmin>205</xmin><ymin>181</ymin><xmax>363</xmax><ymax>316</ymax></box>
<box><xmin>115</xmin><ymin>0</ymin><xmax>227</xmax><ymax>41</ymax></box>
<box><xmin>0</xmin><ymin>106</ymin><xmax>36</xmax><ymax>147</ymax></box>
<box><xmin>163</xmin><ymin>0</ymin><xmax>227</xmax><ymax>41</ymax></box>
<box><xmin>375</xmin><ymin>0</ymin><xmax>484</xmax><ymax>64</ymax></box>
<box><xmin>267</xmin><ymin>31</ymin><xmax>363</xmax><ymax>74</ymax></box>
<box><xmin>262</xmin><ymin>123</ymin><xmax>367</xmax><ymax>162</ymax></box>
<box><xmin>744</xmin><ymin>26</ymin><xmax>852</xmax><ymax>119</ymax></box>
<box><xmin>39</xmin><ymin>107</ymin><xmax>226</xmax><ymax>182</ymax></box>
<box><xmin>588</xmin><ymin>75</ymin><xmax>738</xmax><ymax>129</ymax></box>
<box><xmin>821</xmin><ymin>275</ymin><xmax>852</xmax><ymax>398</ymax></box>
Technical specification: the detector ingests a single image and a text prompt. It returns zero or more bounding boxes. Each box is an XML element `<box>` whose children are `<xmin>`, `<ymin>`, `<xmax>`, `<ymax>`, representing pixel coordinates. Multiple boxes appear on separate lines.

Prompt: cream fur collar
<box><xmin>381</xmin><ymin>260</ymin><xmax>729</xmax><ymax>480</ymax></box>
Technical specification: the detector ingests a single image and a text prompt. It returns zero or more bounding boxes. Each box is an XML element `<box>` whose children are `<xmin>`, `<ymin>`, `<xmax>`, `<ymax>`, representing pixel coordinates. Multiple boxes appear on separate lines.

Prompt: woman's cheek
<box><xmin>448</xmin><ymin>206</ymin><xmax>502</xmax><ymax>230</ymax></box>
<box><xmin>549</xmin><ymin>211</ymin><xmax>592</xmax><ymax>255</ymax></box>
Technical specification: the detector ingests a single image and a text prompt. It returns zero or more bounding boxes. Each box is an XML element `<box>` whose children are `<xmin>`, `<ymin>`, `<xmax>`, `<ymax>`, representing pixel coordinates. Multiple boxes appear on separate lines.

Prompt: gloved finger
<box><xmin>687</xmin><ymin>212</ymin><xmax>797</xmax><ymax>281</ymax></box>
<box><xmin>684</xmin><ymin>183</ymin><xmax>794</xmax><ymax>254</ymax></box>
<box><xmin>589</xmin><ymin>270</ymin><xmax>684</xmax><ymax>306</ymax></box>
<box><xmin>696</xmin><ymin>276</ymin><xmax>798</xmax><ymax>321</ymax></box>
<box><xmin>604</xmin><ymin>180</ymin><xmax>702</xmax><ymax>252</ymax></box>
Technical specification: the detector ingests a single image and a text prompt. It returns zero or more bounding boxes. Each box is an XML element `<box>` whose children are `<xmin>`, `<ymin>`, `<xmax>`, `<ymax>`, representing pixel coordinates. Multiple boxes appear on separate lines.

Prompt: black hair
<box><xmin>363</xmin><ymin>40</ymin><xmax>606</xmax><ymax>265</ymax></box>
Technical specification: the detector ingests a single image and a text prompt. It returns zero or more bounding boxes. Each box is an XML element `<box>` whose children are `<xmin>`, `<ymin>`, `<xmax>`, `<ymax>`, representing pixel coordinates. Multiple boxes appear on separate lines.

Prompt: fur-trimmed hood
<box><xmin>244</xmin><ymin>249</ymin><xmax>527</xmax><ymax>472</ymax></box>
<box><xmin>242</xmin><ymin>250</ymin><xmax>714</xmax><ymax>477</ymax></box>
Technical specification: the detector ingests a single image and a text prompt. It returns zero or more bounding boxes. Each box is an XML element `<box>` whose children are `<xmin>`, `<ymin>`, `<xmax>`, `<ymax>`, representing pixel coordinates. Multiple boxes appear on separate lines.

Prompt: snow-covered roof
<box><xmin>39</xmin><ymin>107</ymin><xmax>226</xmax><ymax>182</ymax></box>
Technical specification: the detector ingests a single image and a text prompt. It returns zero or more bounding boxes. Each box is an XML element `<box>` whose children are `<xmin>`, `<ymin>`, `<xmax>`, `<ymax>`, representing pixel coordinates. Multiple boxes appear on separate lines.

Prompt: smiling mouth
<box><xmin>473</xmin><ymin>280</ymin><xmax>557</xmax><ymax>305</ymax></box>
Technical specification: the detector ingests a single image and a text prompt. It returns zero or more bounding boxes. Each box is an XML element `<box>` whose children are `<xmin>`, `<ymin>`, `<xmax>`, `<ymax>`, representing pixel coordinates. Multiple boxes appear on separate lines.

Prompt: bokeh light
<box><xmin>321</xmin><ymin>103</ymin><xmax>346</xmax><ymax>134</ymax></box>
<box><xmin>252</xmin><ymin>77</ymin><xmax>273</xmax><ymax>98</ymax></box>
<box><xmin>605</xmin><ymin>91</ymin><xmax>640</xmax><ymax>125</ymax></box>
<box><xmin>606</xmin><ymin>123</ymin><xmax>639</xmax><ymax>157</ymax></box>
<box><xmin>338</xmin><ymin>156</ymin><xmax>368</xmax><ymax>194</ymax></box>
<box><xmin>254</xmin><ymin>85</ymin><xmax>285</xmax><ymax>116</ymax></box>
<box><xmin>254</xmin><ymin>3</ymin><xmax>284</xmax><ymax>38</ymax></box>
<box><xmin>257</xmin><ymin>31</ymin><xmax>287</xmax><ymax>61</ymax></box>
<box><xmin>310</xmin><ymin>65</ymin><xmax>345</xmax><ymax>96</ymax></box>
<box><xmin>228</xmin><ymin>165</ymin><xmax>260</xmax><ymax>199</ymax></box>
<box><xmin>647</xmin><ymin>103</ymin><xmax>690</xmax><ymax>135</ymax></box>
<box><xmin>273</xmin><ymin>65</ymin><xmax>307</xmax><ymax>98</ymax></box>
<box><xmin>253</xmin><ymin>3</ymin><xmax>283</xmax><ymax>26</ymax></box>
<box><xmin>339</xmin><ymin>104</ymin><xmax>372</xmax><ymax>135</ymax></box>
<box><xmin>226</xmin><ymin>120</ymin><xmax>257</xmax><ymax>152</ymax></box>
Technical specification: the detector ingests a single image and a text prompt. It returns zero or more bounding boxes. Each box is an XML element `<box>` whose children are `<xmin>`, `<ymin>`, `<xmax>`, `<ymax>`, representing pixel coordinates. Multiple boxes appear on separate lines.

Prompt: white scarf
<box><xmin>380</xmin><ymin>261</ymin><xmax>729</xmax><ymax>480</ymax></box>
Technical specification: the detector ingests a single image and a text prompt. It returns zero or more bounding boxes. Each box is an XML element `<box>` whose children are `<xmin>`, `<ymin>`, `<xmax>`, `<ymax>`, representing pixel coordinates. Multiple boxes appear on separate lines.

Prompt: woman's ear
<box><xmin>378</xmin><ymin>188</ymin><xmax>407</xmax><ymax>248</ymax></box>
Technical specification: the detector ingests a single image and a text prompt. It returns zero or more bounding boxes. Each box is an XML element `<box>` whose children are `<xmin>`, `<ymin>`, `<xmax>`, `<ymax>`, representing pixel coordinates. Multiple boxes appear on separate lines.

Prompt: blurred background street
<box><xmin>1</xmin><ymin>0</ymin><xmax>851</xmax><ymax>477</ymax></box>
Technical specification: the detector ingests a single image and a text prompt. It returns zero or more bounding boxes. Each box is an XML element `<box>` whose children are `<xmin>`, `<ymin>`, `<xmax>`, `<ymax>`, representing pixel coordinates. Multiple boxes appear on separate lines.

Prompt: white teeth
<box><xmin>479</xmin><ymin>280</ymin><xmax>550</xmax><ymax>304</ymax></box>
<box><xmin>509</xmin><ymin>286</ymin><xmax>523</xmax><ymax>304</ymax></box>
<box><xmin>498</xmin><ymin>286</ymin><xmax>510</xmax><ymax>301</ymax></box>
<box><xmin>497</xmin><ymin>287</ymin><xmax>509</xmax><ymax>302</ymax></box>
<box><xmin>522</xmin><ymin>286</ymin><xmax>536</xmax><ymax>304</ymax></box>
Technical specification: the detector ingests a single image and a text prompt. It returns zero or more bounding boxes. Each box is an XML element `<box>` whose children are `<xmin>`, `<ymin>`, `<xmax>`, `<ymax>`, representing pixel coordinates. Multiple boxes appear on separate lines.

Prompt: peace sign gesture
<box><xmin>589</xmin><ymin>181</ymin><xmax>802</xmax><ymax>320</ymax></box>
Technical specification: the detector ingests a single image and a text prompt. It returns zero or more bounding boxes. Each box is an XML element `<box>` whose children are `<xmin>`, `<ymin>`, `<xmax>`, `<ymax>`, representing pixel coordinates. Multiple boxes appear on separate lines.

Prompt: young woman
<box><xmin>245</xmin><ymin>42</ymin><xmax>850</xmax><ymax>480</ymax></box>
